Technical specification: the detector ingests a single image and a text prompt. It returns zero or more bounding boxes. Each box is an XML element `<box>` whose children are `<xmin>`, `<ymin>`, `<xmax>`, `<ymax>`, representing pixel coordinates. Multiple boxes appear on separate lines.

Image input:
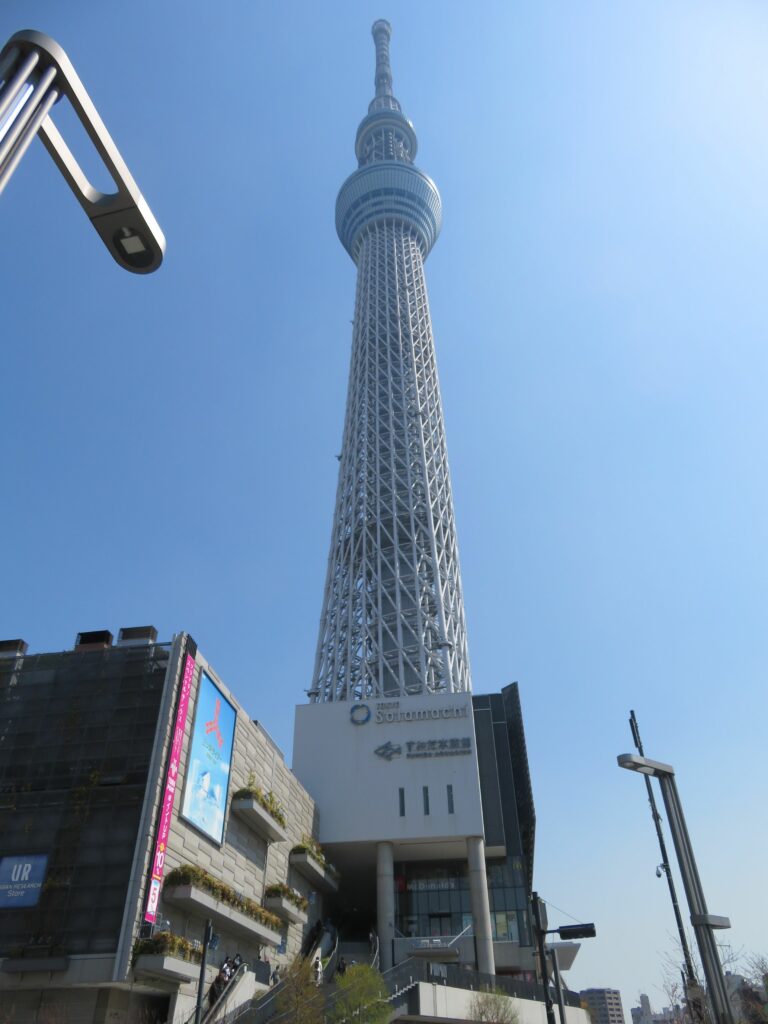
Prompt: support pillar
<box><xmin>467</xmin><ymin>836</ymin><xmax>495</xmax><ymax>976</ymax></box>
<box><xmin>377</xmin><ymin>841</ymin><xmax>395</xmax><ymax>972</ymax></box>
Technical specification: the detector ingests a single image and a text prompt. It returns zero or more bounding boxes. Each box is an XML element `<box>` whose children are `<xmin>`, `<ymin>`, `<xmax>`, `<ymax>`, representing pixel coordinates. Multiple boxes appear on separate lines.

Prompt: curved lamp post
<box><xmin>0</xmin><ymin>30</ymin><xmax>164</xmax><ymax>272</ymax></box>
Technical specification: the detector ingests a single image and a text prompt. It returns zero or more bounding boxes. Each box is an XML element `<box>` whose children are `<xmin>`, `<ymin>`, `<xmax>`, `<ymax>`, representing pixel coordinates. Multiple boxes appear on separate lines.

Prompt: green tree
<box><xmin>331</xmin><ymin>963</ymin><xmax>389</xmax><ymax>1024</ymax></box>
<box><xmin>275</xmin><ymin>957</ymin><xmax>324</xmax><ymax>1024</ymax></box>
<box><xmin>468</xmin><ymin>987</ymin><xmax>521</xmax><ymax>1024</ymax></box>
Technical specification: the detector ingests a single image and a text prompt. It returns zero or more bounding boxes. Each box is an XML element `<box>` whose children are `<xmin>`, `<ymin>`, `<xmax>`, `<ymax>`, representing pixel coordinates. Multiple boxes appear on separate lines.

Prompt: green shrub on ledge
<box><xmin>132</xmin><ymin>930</ymin><xmax>202</xmax><ymax>966</ymax></box>
<box><xmin>232</xmin><ymin>780</ymin><xmax>287</xmax><ymax>828</ymax></box>
<box><xmin>291</xmin><ymin>835</ymin><xmax>337</xmax><ymax>874</ymax></box>
<box><xmin>264</xmin><ymin>883</ymin><xmax>309</xmax><ymax>912</ymax></box>
<box><xmin>164</xmin><ymin>865</ymin><xmax>282</xmax><ymax>932</ymax></box>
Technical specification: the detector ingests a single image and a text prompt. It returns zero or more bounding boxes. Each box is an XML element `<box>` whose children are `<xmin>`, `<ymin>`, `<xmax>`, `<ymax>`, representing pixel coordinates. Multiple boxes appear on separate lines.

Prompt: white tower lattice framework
<box><xmin>311</xmin><ymin>21</ymin><xmax>471</xmax><ymax>703</ymax></box>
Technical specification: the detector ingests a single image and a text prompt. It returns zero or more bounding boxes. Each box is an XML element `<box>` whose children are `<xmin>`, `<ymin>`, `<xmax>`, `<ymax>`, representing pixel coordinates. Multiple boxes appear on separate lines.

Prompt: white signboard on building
<box><xmin>292</xmin><ymin>692</ymin><xmax>484</xmax><ymax>845</ymax></box>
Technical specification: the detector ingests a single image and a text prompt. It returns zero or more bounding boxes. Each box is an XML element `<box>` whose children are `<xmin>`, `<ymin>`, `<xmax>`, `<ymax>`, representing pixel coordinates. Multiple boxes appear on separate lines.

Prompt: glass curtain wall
<box><xmin>394</xmin><ymin>859</ymin><xmax>531</xmax><ymax>943</ymax></box>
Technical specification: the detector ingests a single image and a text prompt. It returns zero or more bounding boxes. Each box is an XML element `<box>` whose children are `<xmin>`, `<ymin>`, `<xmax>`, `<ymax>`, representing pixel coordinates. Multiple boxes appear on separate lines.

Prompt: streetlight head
<box><xmin>617</xmin><ymin>753</ymin><xmax>675</xmax><ymax>777</ymax></box>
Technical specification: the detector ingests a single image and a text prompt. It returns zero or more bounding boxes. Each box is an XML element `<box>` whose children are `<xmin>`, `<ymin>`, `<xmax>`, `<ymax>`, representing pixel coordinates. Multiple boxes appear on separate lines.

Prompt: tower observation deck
<box><xmin>312</xmin><ymin>21</ymin><xmax>471</xmax><ymax>703</ymax></box>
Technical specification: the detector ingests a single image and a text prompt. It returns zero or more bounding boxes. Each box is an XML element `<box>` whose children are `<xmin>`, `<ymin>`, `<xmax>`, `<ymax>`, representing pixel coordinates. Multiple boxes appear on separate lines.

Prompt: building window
<box><xmin>423</xmin><ymin>786</ymin><xmax>430</xmax><ymax>815</ymax></box>
<box><xmin>447</xmin><ymin>784</ymin><xmax>454</xmax><ymax>814</ymax></box>
<box><xmin>399</xmin><ymin>787</ymin><xmax>405</xmax><ymax>817</ymax></box>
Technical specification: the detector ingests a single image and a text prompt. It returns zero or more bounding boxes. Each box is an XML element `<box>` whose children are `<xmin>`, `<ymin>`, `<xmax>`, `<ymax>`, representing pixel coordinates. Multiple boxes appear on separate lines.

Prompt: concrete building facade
<box><xmin>0</xmin><ymin>629</ymin><xmax>324</xmax><ymax>1024</ymax></box>
<box><xmin>581</xmin><ymin>988</ymin><xmax>627</xmax><ymax>1024</ymax></box>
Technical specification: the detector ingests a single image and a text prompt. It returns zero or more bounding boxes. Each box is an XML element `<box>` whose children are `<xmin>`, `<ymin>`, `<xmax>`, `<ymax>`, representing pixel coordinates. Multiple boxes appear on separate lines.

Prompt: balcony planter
<box><xmin>263</xmin><ymin>894</ymin><xmax>309</xmax><ymax>926</ymax></box>
<box><xmin>289</xmin><ymin>850</ymin><xmax>339</xmax><ymax>893</ymax></box>
<box><xmin>164</xmin><ymin>884</ymin><xmax>282</xmax><ymax>946</ymax></box>
<box><xmin>231</xmin><ymin>795</ymin><xmax>288</xmax><ymax>844</ymax></box>
<box><xmin>134</xmin><ymin>953</ymin><xmax>200</xmax><ymax>984</ymax></box>
<box><xmin>132</xmin><ymin>930</ymin><xmax>202</xmax><ymax>984</ymax></box>
<box><xmin>163</xmin><ymin>867</ymin><xmax>282</xmax><ymax>947</ymax></box>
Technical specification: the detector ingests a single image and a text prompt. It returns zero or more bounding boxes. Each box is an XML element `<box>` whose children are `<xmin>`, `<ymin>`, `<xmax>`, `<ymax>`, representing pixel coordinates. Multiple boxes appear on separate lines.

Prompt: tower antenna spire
<box><xmin>371</xmin><ymin>19</ymin><xmax>393</xmax><ymax>98</ymax></box>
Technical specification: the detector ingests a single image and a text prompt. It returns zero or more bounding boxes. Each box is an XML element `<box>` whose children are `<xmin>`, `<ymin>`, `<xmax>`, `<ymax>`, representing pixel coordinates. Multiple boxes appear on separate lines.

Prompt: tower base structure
<box><xmin>292</xmin><ymin>683</ymin><xmax>538</xmax><ymax>977</ymax></box>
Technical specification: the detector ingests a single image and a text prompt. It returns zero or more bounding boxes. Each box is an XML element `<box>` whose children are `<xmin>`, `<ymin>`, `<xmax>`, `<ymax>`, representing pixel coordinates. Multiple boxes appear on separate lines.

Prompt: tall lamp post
<box><xmin>617</xmin><ymin>753</ymin><xmax>734</xmax><ymax>1024</ymax></box>
<box><xmin>0</xmin><ymin>29</ymin><xmax>164</xmax><ymax>272</ymax></box>
<box><xmin>629</xmin><ymin>712</ymin><xmax>702</xmax><ymax>1023</ymax></box>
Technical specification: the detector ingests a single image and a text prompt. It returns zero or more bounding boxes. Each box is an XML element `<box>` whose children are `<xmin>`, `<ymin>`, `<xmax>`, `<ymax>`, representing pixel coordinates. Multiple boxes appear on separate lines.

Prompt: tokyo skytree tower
<box><xmin>311</xmin><ymin>20</ymin><xmax>471</xmax><ymax>704</ymax></box>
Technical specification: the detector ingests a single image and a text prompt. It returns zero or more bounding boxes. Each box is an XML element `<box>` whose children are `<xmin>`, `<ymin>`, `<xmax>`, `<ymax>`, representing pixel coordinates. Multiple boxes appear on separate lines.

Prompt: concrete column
<box><xmin>467</xmin><ymin>836</ymin><xmax>495</xmax><ymax>975</ymax></box>
<box><xmin>376</xmin><ymin>841</ymin><xmax>395</xmax><ymax>972</ymax></box>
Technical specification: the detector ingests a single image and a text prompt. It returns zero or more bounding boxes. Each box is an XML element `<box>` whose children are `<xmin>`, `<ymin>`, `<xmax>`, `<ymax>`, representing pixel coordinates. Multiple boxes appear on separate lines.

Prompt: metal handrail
<box><xmin>202</xmin><ymin>961</ymin><xmax>249</xmax><ymax>1024</ymax></box>
<box><xmin>323</xmin><ymin>927</ymin><xmax>339</xmax><ymax>982</ymax></box>
<box><xmin>369</xmin><ymin>930</ymin><xmax>380</xmax><ymax>970</ymax></box>
<box><xmin>244</xmin><ymin>929</ymin><xmax>332</xmax><ymax>1024</ymax></box>
<box><xmin>178</xmin><ymin>961</ymin><xmax>249</xmax><ymax>1024</ymax></box>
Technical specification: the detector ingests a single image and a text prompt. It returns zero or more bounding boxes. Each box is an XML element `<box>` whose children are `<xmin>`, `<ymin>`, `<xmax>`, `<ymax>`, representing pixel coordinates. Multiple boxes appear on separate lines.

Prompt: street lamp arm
<box><xmin>0</xmin><ymin>29</ymin><xmax>164</xmax><ymax>272</ymax></box>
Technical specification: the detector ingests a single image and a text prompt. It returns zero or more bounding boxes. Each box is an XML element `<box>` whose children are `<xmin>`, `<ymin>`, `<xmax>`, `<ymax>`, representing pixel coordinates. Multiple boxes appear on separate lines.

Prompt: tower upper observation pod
<box><xmin>312</xmin><ymin>22</ymin><xmax>470</xmax><ymax>703</ymax></box>
<box><xmin>336</xmin><ymin>21</ymin><xmax>441</xmax><ymax>260</ymax></box>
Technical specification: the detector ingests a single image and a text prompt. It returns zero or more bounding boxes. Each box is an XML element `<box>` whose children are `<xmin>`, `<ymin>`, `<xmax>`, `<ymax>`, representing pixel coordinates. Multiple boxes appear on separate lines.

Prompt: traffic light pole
<box><xmin>532</xmin><ymin>893</ymin><xmax>557</xmax><ymax>1024</ymax></box>
<box><xmin>550</xmin><ymin>948</ymin><xmax>568</xmax><ymax>1024</ymax></box>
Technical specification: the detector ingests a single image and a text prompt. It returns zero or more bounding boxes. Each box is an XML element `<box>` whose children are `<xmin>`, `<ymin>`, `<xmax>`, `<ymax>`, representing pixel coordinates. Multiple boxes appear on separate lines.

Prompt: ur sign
<box><xmin>144</xmin><ymin>652</ymin><xmax>195</xmax><ymax>923</ymax></box>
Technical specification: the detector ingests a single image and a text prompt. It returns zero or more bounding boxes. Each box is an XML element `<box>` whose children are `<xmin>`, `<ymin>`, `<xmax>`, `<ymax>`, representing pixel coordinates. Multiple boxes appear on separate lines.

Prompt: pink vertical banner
<box><xmin>144</xmin><ymin>651</ymin><xmax>196</xmax><ymax>923</ymax></box>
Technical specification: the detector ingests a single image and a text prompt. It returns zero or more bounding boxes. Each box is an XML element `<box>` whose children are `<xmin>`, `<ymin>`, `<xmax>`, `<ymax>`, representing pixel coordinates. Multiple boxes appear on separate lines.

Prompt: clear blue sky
<box><xmin>1</xmin><ymin>0</ymin><xmax>765</xmax><ymax>1011</ymax></box>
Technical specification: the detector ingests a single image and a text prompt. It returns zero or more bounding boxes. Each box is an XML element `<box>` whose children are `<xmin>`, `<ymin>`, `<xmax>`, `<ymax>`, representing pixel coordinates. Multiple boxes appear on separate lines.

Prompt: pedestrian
<box><xmin>314</xmin><ymin>955</ymin><xmax>322</xmax><ymax>986</ymax></box>
<box><xmin>337</xmin><ymin>957</ymin><xmax>347</xmax><ymax>978</ymax></box>
<box><xmin>271</xmin><ymin>964</ymin><xmax>281</xmax><ymax>987</ymax></box>
<box><xmin>233</xmin><ymin>953</ymin><xmax>242</xmax><ymax>969</ymax></box>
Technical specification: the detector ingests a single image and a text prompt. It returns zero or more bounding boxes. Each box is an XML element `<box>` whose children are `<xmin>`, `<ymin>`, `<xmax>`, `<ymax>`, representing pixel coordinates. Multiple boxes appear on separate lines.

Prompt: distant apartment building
<box><xmin>631</xmin><ymin>993</ymin><xmax>681</xmax><ymax>1024</ymax></box>
<box><xmin>581</xmin><ymin>987</ymin><xmax>627</xmax><ymax>1024</ymax></box>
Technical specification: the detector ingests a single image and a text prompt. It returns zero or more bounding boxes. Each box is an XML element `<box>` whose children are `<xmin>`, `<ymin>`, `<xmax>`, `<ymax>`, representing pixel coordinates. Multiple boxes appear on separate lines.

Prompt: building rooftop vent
<box><xmin>0</xmin><ymin>639</ymin><xmax>28</xmax><ymax>659</ymax></box>
<box><xmin>74</xmin><ymin>629</ymin><xmax>113</xmax><ymax>651</ymax></box>
<box><xmin>117</xmin><ymin>625</ymin><xmax>158</xmax><ymax>647</ymax></box>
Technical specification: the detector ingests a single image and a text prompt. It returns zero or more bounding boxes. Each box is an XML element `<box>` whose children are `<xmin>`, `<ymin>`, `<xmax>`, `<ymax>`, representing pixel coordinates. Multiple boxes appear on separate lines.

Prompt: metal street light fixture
<box><xmin>617</xmin><ymin>752</ymin><xmax>734</xmax><ymax>1024</ymax></box>
<box><xmin>629</xmin><ymin>711</ymin><xmax>701</xmax><ymax>1023</ymax></box>
<box><xmin>0</xmin><ymin>29</ymin><xmax>164</xmax><ymax>272</ymax></box>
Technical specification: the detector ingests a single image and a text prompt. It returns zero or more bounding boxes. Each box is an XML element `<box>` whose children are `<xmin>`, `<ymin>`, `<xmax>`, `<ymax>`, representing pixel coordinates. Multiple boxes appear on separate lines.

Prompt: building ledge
<box><xmin>263</xmin><ymin>894</ymin><xmax>309</xmax><ymax>926</ymax></box>
<box><xmin>289</xmin><ymin>851</ymin><xmax>339</xmax><ymax>892</ymax></box>
<box><xmin>484</xmin><ymin>843</ymin><xmax>507</xmax><ymax>858</ymax></box>
<box><xmin>231</xmin><ymin>796</ymin><xmax>288</xmax><ymax>844</ymax></box>
<box><xmin>134</xmin><ymin>953</ymin><xmax>200</xmax><ymax>984</ymax></box>
<box><xmin>409</xmin><ymin>940</ymin><xmax>460</xmax><ymax>962</ymax></box>
<box><xmin>163</xmin><ymin>885</ymin><xmax>282</xmax><ymax>946</ymax></box>
<box><xmin>394</xmin><ymin>935</ymin><xmax>475</xmax><ymax>966</ymax></box>
<box><xmin>545</xmin><ymin>941</ymin><xmax>580</xmax><ymax>972</ymax></box>
<box><xmin>1</xmin><ymin>956</ymin><xmax>70</xmax><ymax>973</ymax></box>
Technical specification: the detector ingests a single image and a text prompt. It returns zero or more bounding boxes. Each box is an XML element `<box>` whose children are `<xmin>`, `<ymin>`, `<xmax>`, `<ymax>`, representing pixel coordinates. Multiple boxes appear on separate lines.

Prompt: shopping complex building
<box><xmin>0</xmin><ymin>630</ymin><xmax>325</xmax><ymax>1023</ymax></box>
<box><xmin>0</xmin><ymin>627</ymin><xmax>563</xmax><ymax>1024</ymax></box>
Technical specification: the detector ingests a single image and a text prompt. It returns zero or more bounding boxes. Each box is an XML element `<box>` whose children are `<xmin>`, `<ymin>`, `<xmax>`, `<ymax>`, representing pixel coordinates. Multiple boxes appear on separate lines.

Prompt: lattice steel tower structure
<box><xmin>311</xmin><ymin>20</ymin><xmax>472</xmax><ymax>704</ymax></box>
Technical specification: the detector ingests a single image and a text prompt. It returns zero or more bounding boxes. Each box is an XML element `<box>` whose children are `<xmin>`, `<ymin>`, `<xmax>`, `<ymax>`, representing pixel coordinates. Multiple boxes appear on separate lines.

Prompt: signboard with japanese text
<box><xmin>144</xmin><ymin>650</ymin><xmax>195</xmax><ymax>923</ymax></box>
<box><xmin>293</xmin><ymin>691</ymin><xmax>483</xmax><ymax>844</ymax></box>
